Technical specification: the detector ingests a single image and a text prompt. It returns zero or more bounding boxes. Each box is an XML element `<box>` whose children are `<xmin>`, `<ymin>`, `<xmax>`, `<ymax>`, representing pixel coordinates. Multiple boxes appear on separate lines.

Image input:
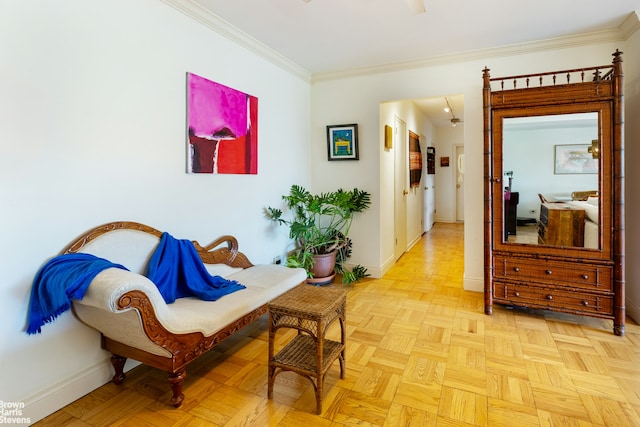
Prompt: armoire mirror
<box><xmin>483</xmin><ymin>50</ymin><xmax>625</xmax><ymax>336</ymax></box>
<box><xmin>500</xmin><ymin>111</ymin><xmax>601</xmax><ymax>249</ymax></box>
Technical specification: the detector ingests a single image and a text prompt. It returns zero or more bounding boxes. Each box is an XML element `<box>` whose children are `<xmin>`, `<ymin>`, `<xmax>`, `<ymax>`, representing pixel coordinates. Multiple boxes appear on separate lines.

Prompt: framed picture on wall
<box><xmin>327</xmin><ymin>124</ymin><xmax>359</xmax><ymax>161</ymax></box>
<box><xmin>554</xmin><ymin>144</ymin><xmax>598</xmax><ymax>174</ymax></box>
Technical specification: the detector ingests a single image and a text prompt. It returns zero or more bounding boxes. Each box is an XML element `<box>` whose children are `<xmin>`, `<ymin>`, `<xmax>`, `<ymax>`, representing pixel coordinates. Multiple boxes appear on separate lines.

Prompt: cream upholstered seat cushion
<box><xmin>164</xmin><ymin>265</ymin><xmax>306</xmax><ymax>335</ymax></box>
<box><xmin>74</xmin><ymin>264</ymin><xmax>306</xmax><ymax>338</ymax></box>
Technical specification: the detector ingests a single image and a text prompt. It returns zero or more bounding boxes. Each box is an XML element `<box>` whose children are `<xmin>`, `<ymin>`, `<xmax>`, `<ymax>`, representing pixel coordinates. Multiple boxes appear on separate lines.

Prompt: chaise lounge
<box><xmin>60</xmin><ymin>221</ymin><xmax>306</xmax><ymax>407</ymax></box>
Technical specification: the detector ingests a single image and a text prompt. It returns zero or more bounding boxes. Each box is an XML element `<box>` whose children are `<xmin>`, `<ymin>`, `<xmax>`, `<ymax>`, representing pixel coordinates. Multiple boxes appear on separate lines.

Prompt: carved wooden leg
<box><xmin>110</xmin><ymin>354</ymin><xmax>127</xmax><ymax>385</ymax></box>
<box><xmin>168</xmin><ymin>371</ymin><xmax>186</xmax><ymax>408</ymax></box>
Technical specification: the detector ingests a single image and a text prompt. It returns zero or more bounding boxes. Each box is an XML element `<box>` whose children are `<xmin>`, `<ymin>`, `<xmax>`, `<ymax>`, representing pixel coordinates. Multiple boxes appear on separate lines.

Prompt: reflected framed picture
<box><xmin>554</xmin><ymin>144</ymin><xmax>598</xmax><ymax>174</ymax></box>
<box><xmin>327</xmin><ymin>124</ymin><xmax>359</xmax><ymax>161</ymax></box>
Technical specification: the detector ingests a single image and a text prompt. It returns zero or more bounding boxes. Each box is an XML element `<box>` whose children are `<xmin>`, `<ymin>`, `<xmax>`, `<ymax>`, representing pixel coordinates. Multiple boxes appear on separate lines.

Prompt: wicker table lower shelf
<box><xmin>267</xmin><ymin>284</ymin><xmax>346</xmax><ymax>415</ymax></box>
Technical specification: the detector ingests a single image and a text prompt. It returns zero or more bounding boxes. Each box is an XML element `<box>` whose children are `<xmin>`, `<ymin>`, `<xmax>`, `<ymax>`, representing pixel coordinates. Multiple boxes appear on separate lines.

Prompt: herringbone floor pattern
<box><xmin>35</xmin><ymin>223</ymin><xmax>640</xmax><ymax>426</ymax></box>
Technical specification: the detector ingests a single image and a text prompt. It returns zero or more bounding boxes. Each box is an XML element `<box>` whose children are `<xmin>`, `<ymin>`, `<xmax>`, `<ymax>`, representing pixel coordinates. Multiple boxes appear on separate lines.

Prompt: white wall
<box><xmin>624</xmin><ymin>23</ymin><xmax>640</xmax><ymax>323</ymax></box>
<box><xmin>312</xmin><ymin>41</ymin><xmax>631</xmax><ymax>294</ymax></box>
<box><xmin>0</xmin><ymin>0</ymin><xmax>311</xmax><ymax>422</ymax></box>
<box><xmin>434</xmin><ymin>125</ymin><xmax>465</xmax><ymax>222</ymax></box>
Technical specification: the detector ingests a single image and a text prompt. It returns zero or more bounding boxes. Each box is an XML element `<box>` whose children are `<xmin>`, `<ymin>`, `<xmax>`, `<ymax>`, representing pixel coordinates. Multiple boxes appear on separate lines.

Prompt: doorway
<box><xmin>394</xmin><ymin>116</ymin><xmax>407</xmax><ymax>261</ymax></box>
<box><xmin>455</xmin><ymin>144</ymin><xmax>465</xmax><ymax>222</ymax></box>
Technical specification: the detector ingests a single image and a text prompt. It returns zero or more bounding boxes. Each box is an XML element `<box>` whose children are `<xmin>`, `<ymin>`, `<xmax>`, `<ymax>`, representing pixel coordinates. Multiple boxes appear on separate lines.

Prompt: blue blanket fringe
<box><xmin>26</xmin><ymin>253</ymin><xmax>128</xmax><ymax>335</ymax></box>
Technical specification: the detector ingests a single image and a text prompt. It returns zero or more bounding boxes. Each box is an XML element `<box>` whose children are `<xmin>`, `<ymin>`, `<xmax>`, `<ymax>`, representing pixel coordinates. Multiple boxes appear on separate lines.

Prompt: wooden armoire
<box><xmin>483</xmin><ymin>51</ymin><xmax>625</xmax><ymax>335</ymax></box>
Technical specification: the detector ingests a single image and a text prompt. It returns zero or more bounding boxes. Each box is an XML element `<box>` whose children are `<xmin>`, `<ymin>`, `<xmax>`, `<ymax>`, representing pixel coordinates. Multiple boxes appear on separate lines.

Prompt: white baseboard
<box><xmin>463</xmin><ymin>275</ymin><xmax>483</xmax><ymax>292</ymax></box>
<box><xmin>23</xmin><ymin>357</ymin><xmax>139</xmax><ymax>424</ymax></box>
<box><xmin>379</xmin><ymin>254</ymin><xmax>397</xmax><ymax>278</ymax></box>
<box><xmin>341</xmin><ymin>262</ymin><xmax>384</xmax><ymax>279</ymax></box>
<box><xmin>626</xmin><ymin>296</ymin><xmax>640</xmax><ymax>325</ymax></box>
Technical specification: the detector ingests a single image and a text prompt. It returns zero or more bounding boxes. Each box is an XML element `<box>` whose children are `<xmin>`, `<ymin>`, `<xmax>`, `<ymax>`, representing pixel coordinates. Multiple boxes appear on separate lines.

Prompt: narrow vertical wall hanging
<box><xmin>187</xmin><ymin>73</ymin><xmax>258</xmax><ymax>174</ymax></box>
<box><xmin>409</xmin><ymin>131</ymin><xmax>422</xmax><ymax>188</ymax></box>
<box><xmin>384</xmin><ymin>125</ymin><xmax>393</xmax><ymax>149</ymax></box>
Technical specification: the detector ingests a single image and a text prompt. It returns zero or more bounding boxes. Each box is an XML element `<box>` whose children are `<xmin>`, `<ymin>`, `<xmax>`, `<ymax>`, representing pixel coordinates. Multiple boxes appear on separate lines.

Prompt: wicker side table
<box><xmin>267</xmin><ymin>284</ymin><xmax>346</xmax><ymax>414</ymax></box>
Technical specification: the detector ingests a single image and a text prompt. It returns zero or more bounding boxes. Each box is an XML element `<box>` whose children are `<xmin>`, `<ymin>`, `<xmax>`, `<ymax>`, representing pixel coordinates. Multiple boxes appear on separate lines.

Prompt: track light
<box><xmin>445</xmin><ymin>98</ymin><xmax>463</xmax><ymax>127</ymax></box>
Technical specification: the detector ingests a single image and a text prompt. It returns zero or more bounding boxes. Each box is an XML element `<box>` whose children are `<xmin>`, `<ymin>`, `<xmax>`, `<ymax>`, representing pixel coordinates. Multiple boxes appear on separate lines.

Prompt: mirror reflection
<box><xmin>502</xmin><ymin>112</ymin><xmax>599</xmax><ymax>249</ymax></box>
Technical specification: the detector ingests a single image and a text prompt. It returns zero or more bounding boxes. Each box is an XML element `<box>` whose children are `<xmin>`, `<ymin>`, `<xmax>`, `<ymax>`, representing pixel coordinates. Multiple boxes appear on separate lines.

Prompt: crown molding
<box><xmin>620</xmin><ymin>10</ymin><xmax>640</xmax><ymax>39</ymax></box>
<box><xmin>160</xmin><ymin>0</ymin><xmax>312</xmax><ymax>82</ymax></box>
<box><xmin>161</xmin><ymin>1</ymin><xmax>638</xmax><ymax>85</ymax></box>
<box><xmin>312</xmin><ymin>27</ymin><xmax>628</xmax><ymax>83</ymax></box>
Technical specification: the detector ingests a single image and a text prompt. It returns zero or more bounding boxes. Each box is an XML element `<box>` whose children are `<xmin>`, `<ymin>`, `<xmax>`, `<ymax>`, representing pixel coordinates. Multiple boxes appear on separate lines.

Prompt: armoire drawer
<box><xmin>493</xmin><ymin>255</ymin><xmax>612</xmax><ymax>292</ymax></box>
<box><xmin>493</xmin><ymin>281</ymin><xmax>614</xmax><ymax>316</ymax></box>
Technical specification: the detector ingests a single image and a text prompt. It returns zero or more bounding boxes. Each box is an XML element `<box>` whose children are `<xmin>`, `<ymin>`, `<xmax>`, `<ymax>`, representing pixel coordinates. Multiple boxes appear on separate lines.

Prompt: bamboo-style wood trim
<box><xmin>482</xmin><ymin>66</ymin><xmax>494</xmax><ymax>316</ymax></box>
<box><xmin>612</xmin><ymin>49</ymin><xmax>625</xmax><ymax>336</ymax></box>
<box><xmin>487</xmin><ymin>64</ymin><xmax>615</xmax><ymax>91</ymax></box>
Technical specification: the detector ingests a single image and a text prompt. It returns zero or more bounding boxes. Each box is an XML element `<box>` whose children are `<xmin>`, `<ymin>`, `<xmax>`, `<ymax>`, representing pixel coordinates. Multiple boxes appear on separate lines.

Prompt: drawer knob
<box><xmin>545</xmin><ymin>270</ymin><xmax>553</xmax><ymax>275</ymax></box>
<box><xmin>515</xmin><ymin>292</ymin><xmax>520</xmax><ymax>297</ymax></box>
<box><xmin>582</xmin><ymin>301</ymin><xmax>589</xmax><ymax>307</ymax></box>
<box><xmin>546</xmin><ymin>295</ymin><xmax>553</xmax><ymax>300</ymax></box>
<box><xmin>581</xmin><ymin>274</ymin><xmax>589</xmax><ymax>280</ymax></box>
<box><xmin>514</xmin><ymin>267</ymin><xmax>520</xmax><ymax>272</ymax></box>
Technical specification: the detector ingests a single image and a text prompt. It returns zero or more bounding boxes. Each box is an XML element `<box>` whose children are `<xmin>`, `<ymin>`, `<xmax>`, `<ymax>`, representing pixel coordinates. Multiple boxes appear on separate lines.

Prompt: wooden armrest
<box><xmin>193</xmin><ymin>235</ymin><xmax>253</xmax><ymax>268</ymax></box>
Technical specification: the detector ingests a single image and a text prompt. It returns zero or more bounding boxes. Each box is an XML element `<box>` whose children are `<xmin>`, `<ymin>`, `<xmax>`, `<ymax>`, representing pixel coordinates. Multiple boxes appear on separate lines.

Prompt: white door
<box><xmin>455</xmin><ymin>145</ymin><xmax>465</xmax><ymax>222</ymax></box>
<box><xmin>394</xmin><ymin>117</ymin><xmax>407</xmax><ymax>260</ymax></box>
<box><xmin>423</xmin><ymin>145</ymin><xmax>435</xmax><ymax>232</ymax></box>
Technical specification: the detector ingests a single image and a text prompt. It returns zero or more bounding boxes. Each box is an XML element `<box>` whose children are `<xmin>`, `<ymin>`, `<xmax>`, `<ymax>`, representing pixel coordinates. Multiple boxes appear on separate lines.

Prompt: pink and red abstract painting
<box><xmin>187</xmin><ymin>73</ymin><xmax>258</xmax><ymax>174</ymax></box>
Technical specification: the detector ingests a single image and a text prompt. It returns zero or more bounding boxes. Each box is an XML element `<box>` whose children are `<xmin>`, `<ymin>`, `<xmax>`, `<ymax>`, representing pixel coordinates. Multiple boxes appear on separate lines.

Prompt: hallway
<box><xmin>36</xmin><ymin>223</ymin><xmax>640</xmax><ymax>426</ymax></box>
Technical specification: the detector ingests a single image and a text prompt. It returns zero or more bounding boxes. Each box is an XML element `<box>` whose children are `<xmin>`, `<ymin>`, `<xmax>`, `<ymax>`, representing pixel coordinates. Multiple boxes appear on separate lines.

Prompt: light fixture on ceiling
<box><xmin>406</xmin><ymin>0</ymin><xmax>426</xmax><ymax>14</ymax></box>
<box><xmin>444</xmin><ymin>97</ymin><xmax>462</xmax><ymax>127</ymax></box>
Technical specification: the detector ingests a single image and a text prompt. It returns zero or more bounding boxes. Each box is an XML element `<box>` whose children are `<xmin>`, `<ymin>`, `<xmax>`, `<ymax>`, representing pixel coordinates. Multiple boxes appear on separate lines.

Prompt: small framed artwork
<box><xmin>440</xmin><ymin>156</ymin><xmax>450</xmax><ymax>167</ymax></box>
<box><xmin>554</xmin><ymin>144</ymin><xmax>598</xmax><ymax>174</ymax></box>
<box><xmin>327</xmin><ymin>124</ymin><xmax>359</xmax><ymax>161</ymax></box>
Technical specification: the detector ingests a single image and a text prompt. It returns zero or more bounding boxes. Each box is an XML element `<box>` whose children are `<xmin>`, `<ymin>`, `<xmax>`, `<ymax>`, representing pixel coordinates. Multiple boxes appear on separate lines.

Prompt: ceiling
<box><xmin>181</xmin><ymin>0</ymin><xmax>639</xmax><ymax>127</ymax></box>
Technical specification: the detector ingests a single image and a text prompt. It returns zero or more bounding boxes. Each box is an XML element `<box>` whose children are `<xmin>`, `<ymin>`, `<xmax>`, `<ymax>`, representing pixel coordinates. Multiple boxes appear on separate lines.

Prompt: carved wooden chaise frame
<box><xmin>63</xmin><ymin>221</ymin><xmax>271</xmax><ymax>407</ymax></box>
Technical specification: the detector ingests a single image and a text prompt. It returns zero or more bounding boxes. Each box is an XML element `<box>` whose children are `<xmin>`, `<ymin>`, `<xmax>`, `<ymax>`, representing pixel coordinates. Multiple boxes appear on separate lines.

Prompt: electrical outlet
<box><xmin>272</xmin><ymin>256</ymin><xmax>282</xmax><ymax>265</ymax></box>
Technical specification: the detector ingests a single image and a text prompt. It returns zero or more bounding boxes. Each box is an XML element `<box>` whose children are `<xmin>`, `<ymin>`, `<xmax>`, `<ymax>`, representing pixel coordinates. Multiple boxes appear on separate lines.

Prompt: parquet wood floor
<box><xmin>35</xmin><ymin>223</ymin><xmax>640</xmax><ymax>426</ymax></box>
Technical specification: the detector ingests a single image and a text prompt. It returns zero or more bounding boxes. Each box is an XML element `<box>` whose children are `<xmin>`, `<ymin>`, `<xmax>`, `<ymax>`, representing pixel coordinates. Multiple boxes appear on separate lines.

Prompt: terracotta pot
<box><xmin>306</xmin><ymin>251</ymin><xmax>337</xmax><ymax>285</ymax></box>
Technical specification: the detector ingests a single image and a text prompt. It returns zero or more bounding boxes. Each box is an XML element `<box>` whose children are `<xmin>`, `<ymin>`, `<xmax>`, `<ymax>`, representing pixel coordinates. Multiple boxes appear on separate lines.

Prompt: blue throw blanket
<box><xmin>27</xmin><ymin>232</ymin><xmax>246</xmax><ymax>334</ymax></box>
<box><xmin>146</xmin><ymin>232</ymin><xmax>245</xmax><ymax>303</ymax></box>
<box><xmin>26</xmin><ymin>253</ymin><xmax>128</xmax><ymax>335</ymax></box>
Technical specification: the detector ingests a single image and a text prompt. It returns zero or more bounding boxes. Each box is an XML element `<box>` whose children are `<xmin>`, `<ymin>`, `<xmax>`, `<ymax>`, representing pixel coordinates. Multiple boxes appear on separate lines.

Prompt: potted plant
<box><xmin>266</xmin><ymin>184</ymin><xmax>371</xmax><ymax>284</ymax></box>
